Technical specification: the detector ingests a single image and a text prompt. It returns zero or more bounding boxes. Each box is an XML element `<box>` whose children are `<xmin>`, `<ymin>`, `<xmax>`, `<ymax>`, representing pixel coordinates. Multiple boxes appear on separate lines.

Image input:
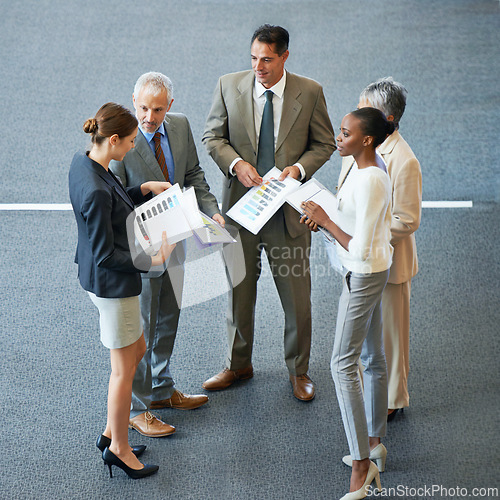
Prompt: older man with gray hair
<box><xmin>110</xmin><ymin>72</ymin><xmax>224</xmax><ymax>437</ymax></box>
<box><xmin>337</xmin><ymin>77</ymin><xmax>422</xmax><ymax>422</ymax></box>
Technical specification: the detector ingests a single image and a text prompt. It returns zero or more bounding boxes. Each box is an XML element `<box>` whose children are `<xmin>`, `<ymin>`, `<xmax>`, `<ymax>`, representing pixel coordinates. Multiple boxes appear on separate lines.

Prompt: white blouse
<box><xmin>334</xmin><ymin>163</ymin><xmax>393</xmax><ymax>274</ymax></box>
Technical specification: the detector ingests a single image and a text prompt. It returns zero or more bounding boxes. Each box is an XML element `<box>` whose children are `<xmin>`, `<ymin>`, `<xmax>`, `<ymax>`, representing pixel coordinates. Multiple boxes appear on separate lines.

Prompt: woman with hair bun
<box><xmin>301</xmin><ymin>108</ymin><xmax>394</xmax><ymax>499</ymax></box>
<box><xmin>69</xmin><ymin>102</ymin><xmax>175</xmax><ymax>479</ymax></box>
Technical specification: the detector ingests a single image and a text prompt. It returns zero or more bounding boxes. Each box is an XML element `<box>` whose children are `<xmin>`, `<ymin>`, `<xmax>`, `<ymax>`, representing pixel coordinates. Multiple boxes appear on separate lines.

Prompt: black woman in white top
<box><xmin>301</xmin><ymin>108</ymin><xmax>395</xmax><ymax>500</ymax></box>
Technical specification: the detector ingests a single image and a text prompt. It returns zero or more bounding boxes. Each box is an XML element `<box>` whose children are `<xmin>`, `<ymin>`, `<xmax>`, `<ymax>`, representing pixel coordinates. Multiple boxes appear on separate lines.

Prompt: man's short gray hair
<box><xmin>134</xmin><ymin>72</ymin><xmax>174</xmax><ymax>102</ymax></box>
<box><xmin>360</xmin><ymin>77</ymin><xmax>407</xmax><ymax>128</ymax></box>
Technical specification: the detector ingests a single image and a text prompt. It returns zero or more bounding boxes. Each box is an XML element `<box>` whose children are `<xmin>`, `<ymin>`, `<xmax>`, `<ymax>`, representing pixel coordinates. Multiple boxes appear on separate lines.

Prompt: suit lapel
<box><xmin>276</xmin><ymin>72</ymin><xmax>302</xmax><ymax>153</ymax></box>
<box><xmin>134</xmin><ymin>129</ymin><xmax>166</xmax><ymax>182</ymax></box>
<box><xmin>86</xmin><ymin>158</ymin><xmax>134</xmax><ymax>209</ymax></box>
<box><xmin>378</xmin><ymin>129</ymin><xmax>400</xmax><ymax>159</ymax></box>
<box><xmin>107</xmin><ymin>170</ymin><xmax>135</xmax><ymax>209</ymax></box>
<box><xmin>236</xmin><ymin>71</ymin><xmax>257</xmax><ymax>152</ymax></box>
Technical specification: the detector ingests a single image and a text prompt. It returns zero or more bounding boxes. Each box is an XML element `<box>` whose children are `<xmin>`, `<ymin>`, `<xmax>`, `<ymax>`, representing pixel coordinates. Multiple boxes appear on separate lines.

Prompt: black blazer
<box><xmin>69</xmin><ymin>152</ymin><xmax>152</xmax><ymax>298</ymax></box>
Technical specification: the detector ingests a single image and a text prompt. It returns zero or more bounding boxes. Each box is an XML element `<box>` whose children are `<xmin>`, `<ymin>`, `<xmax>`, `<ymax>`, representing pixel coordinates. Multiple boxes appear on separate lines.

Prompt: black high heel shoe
<box><xmin>102</xmin><ymin>447</ymin><xmax>159</xmax><ymax>479</ymax></box>
<box><xmin>96</xmin><ymin>435</ymin><xmax>146</xmax><ymax>457</ymax></box>
<box><xmin>387</xmin><ymin>408</ymin><xmax>403</xmax><ymax>422</ymax></box>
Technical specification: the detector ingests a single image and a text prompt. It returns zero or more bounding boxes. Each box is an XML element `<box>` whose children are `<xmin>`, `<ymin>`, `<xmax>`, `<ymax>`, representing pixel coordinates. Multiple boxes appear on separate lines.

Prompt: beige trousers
<box><xmin>382</xmin><ymin>280</ymin><xmax>412</xmax><ymax>409</ymax></box>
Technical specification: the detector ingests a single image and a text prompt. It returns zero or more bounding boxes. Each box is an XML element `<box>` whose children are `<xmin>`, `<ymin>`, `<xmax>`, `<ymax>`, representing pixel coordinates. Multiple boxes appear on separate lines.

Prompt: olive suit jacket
<box><xmin>202</xmin><ymin>70</ymin><xmax>336</xmax><ymax>238</ymax></box>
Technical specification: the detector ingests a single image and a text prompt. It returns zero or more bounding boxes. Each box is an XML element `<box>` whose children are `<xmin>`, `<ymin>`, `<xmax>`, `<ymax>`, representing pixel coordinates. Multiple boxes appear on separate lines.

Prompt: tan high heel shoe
<box><xmin>342</xmin><ymin>443</ymin><xmax>387</xmax><ymax>472</ymax></box>
<box><xmin>339</xmin><ymin>461</ymin><xmax>382</xmax><ymax>500</ymax></box>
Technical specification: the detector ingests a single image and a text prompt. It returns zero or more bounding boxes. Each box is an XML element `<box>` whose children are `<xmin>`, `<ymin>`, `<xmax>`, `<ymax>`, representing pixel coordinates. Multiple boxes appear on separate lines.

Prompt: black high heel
<box><xmin>387</xmin><ymin>408</ymin><xmax>403</xmax><ymax>422</ymax></box>
<box><xmin>96</xmin><ymin>434</ymin><xmax>146</xmax><ymax>457</ymax></box>
<box><xmin>102</xmin><ymin>447</ymin><xmax>159</xmax><ymax>479</ymax></box>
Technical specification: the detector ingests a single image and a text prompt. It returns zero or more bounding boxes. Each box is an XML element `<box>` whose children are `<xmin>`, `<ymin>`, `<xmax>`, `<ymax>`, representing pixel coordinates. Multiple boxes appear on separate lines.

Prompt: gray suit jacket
<box><xmin>202</xmin><ymin>70</ymin><xmax>336</xmax><ymax>238</ymax></box>
<box><xmin>110</xmin><ymin>112</ymin><xmax>220</xmax><ymax>277</ymax></box>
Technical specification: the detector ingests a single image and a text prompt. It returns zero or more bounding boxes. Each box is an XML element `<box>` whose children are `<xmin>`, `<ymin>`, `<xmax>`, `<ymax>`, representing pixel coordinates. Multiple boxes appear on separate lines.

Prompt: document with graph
<box><xmin>133</xmin><ymin>184</ymin><xmax>197</xmax><ymax>252</ymax></box>
<box><xmin>226</xmin><ymin>167</ymin><xmax>301</xmax><ymax>235</ymax></box>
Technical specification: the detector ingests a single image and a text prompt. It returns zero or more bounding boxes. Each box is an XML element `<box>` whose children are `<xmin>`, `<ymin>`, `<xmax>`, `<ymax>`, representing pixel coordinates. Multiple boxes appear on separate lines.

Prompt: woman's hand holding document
<box><xmin>285</xmin><ymin>178</ymin><xmax>343</xmax><ymax>273</ymax></box>
<box><xmin>285</xmin><ymin>178</ymin><xmax>338</xmax><ymax>241</ymax></box>
<box><xmin>132</xmin><ymin>184</ymin><xmax>234</xmax><ymax>254</ymax></box>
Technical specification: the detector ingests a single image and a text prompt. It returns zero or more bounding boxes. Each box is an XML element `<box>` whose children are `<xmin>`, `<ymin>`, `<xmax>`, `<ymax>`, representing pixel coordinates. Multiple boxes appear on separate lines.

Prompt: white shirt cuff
<box><xmin>294</xmin><ymin>163</ymin><xmax>306</xmax><ymax>181</ymax></box>
<box><xmin>230</xmin><ymin>160</ymin><xmax>305</xmax><ymax>180</ymax></box>
<box><xmin>229</xmin><ymin>157</ymin><xmax>243</xmax><ymax>176</ymax></box>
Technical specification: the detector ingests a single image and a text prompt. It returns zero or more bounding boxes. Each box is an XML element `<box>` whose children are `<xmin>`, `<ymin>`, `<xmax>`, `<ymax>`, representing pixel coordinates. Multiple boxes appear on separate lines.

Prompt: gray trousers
<box><xmin>331</xmin><ymin>269</ymin><xmax>389</xmax><ymax>460</ymax></box>
<box><xmin>131</xmin><ymin>265</ymin><xmax>184</xmax><ymax>417</ymax></box>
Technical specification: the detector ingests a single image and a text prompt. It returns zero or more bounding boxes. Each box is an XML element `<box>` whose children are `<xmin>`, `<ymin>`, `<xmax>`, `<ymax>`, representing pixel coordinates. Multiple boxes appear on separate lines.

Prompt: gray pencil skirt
<box><xmin>88</xmin><ymin>292</ymin><xmax>142</xmax><ymax>349</ymax></box>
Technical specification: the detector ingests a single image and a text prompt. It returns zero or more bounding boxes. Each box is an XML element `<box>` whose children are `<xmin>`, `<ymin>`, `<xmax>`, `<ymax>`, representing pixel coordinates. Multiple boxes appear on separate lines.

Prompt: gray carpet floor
<box><xmin>0</xmin><ymin>1</ymin><xmax>499</xmax><ymax>499</ymax></box>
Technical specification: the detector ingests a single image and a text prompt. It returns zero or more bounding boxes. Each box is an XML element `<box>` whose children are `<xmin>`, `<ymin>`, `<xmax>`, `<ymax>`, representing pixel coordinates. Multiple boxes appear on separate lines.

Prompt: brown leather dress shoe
<box><xmin>151</xmin><ymin>390</ymin><xmax>209</xmax><ymax>410</ymax></box>
<box><xmin>129</xmin><ymin>411</ymin><xmax>176</xmax><ymax>437</ymax></box>
<box><xmin>202</xmin><ymin>365</ymin><xmax>253</xmax><ymax>391</ymax></box>
<box><xmin>290</xmin><ymin>374</ymin><xmax>315</xmax><ymax>401</ymax></box>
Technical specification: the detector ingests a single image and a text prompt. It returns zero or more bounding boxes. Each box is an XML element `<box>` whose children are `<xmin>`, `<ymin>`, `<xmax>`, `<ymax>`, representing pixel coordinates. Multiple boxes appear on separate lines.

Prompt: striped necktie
<box><xmin>153</xmin><ymin>132</ymin><xmax>169</xmax><ymax>182</ymax></box>
<box><xmin>256</xmin><ymin>90</ymin><xmax>275</xmax><ymax>176</ymax></box>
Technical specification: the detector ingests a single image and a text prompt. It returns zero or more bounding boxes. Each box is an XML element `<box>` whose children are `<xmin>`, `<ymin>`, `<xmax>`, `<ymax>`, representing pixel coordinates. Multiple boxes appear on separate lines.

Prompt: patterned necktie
<box><xmin>256</xmin><ymin>90</ymin><xmax>275</xmax><ymax>176</ymax></box>
<box><xmin>153</xmin><ymin>132</ymin><xmax>169</xmax><ymax>182</ymax></box>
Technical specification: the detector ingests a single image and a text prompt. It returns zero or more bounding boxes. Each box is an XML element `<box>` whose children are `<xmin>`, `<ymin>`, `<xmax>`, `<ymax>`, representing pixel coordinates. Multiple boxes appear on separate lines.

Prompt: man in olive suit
<box><xmin>202</xmin><ymin>25</ymin><xmax>336</xmax><ymax>401</ymax></box>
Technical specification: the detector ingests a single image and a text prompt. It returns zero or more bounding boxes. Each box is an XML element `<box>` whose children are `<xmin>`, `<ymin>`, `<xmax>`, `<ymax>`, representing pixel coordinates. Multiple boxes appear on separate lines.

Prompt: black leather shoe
<box><xmin>102</xmin><ymin>447</ymin><xmax>158</xmax><ymax>479</ymax></box>
<box><xmin>96</xmin><ymin>434</ymin><xmax>146</xmax><ymax>458</ymax></box>
<box><xmin>387</xmin><ymin>408</ymin><xmax>402</xmax><ymax>422</ymax></box>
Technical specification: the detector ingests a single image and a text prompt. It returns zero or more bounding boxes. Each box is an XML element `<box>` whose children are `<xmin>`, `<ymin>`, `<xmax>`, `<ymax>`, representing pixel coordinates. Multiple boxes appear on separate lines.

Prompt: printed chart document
<box><xmin>180</xmin><ymin>187</ymin><xmax>205</xmax><ymax>233</ymax></box>
<box><xmin>174</xmin><ymin>187</ymin><xmax>235</xmax><ymax>247</ymax></box>
<box><xmin>227</xmin><ymin>167</ymin><xmax>301</xmax><ymax>234</ymax></box>
<box><xmin>133</xmin><ymin>184</ymin><xmax>236</xmax><ymax>254</ymax></box>
<box><xmin>193</xmin><ymin>212</ymin><xmax>237</xmax><ymax>249</ymax></box>
<box><xmin>133</xmin><ymin>184</ymin><xmax>196</xmax><ymax>252</ymax></box>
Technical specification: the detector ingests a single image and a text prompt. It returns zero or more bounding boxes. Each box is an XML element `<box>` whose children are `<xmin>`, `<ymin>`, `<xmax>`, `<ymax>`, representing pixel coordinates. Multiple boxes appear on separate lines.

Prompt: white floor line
<box><xmin>0</xmin><ymin>201</ymin><xmax>475</xmax><ymax>211</ymax></box>
<box><xmin>422</xmin><ymin>201</ymin><xmax>473</xmax><ymax>208</ymax></box>
<box><xmin>0</xmin><ymin>204</ymin><xmax>73</xmax><ymax>210</ymax></box>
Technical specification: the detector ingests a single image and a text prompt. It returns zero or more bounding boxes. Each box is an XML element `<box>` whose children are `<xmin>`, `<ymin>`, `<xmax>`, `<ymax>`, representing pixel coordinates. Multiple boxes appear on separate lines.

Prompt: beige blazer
<box><xmin>338</xmin><ymin>130</ymin><xmax>422</xmax><ymax>284</ymax></box>
<box><xmin>202</xmin><ymin>70</ymin><xmax>336</xmax><ymax>238</ymax></box>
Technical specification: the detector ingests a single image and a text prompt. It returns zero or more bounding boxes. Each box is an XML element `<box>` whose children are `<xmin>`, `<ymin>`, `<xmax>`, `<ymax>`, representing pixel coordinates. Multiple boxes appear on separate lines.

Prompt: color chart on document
<box><xmin>227</xmin><ymin>167</ymin><xmax>301</xmax><ymax>234</ymax></box>
<box><xmin>133</xmin><ymin>184</ymin><xmax>193</xmax><ymax>250</ymax></box>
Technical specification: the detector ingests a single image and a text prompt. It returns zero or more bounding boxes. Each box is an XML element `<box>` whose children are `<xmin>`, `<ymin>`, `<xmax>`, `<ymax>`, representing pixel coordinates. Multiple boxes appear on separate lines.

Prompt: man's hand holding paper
<box><xmin>233</xmin><ymin>160</ymin><xmax>263</xmax><ymax>187</ymax></box>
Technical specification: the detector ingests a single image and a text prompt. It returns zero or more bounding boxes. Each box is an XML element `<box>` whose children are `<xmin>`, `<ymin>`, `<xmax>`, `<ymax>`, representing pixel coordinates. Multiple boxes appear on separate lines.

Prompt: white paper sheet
<box><xmin>323</xmin><ymin>235</ymin><xmax>343</xmax><ymax>274</ymax></box>
<box><xmin>193</xmin><ymin>212</ymin><xmax>237</xmax><ymax>248</ymax></box>
<box><xmin>285</xmin><ymin>177</ymin><xmax>338</xmax><ymax>241</ymax></box>
<box><xmin>182</xmin><ymin>187</ymin><xmax>205</xmax><ymax>230</ymax></box>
